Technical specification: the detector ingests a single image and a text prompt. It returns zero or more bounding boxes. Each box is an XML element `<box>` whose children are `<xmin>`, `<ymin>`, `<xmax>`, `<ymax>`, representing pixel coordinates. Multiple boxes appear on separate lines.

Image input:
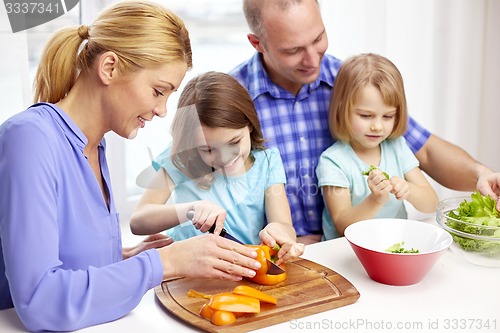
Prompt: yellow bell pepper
<box><xmin>246</xmin><ymin>245</ymin><xmax>287</xmax><ymax>285</ymax></box>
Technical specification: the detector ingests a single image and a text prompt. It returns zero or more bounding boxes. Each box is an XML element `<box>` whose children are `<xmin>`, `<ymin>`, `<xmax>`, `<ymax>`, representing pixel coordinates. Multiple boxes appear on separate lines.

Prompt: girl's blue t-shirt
<box><xmin>316</xmin><ymin>137</ymin><xmax>419</xmax><ymax>240</ymax></box>
<box><xmin>155</xmin><ymin>146</ymin><xmax>286</xmax><ymax>244</ymax></box>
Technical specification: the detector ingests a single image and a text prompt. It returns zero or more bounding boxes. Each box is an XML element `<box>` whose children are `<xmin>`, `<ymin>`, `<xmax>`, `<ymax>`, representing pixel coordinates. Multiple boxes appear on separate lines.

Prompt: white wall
<box><xmin>0</xmin><ymin>8</ymin><xmax>31</xmax><ymax>123</ymax></box>
<box><xmin>1</xmin><ymin>0</ymin><xmax>499</xmax><ymax>222</ymax></box>
<box><xmin>321</xmin><ymin>0</ymin><xmax>500</xmax><ymax>201</ymax></box>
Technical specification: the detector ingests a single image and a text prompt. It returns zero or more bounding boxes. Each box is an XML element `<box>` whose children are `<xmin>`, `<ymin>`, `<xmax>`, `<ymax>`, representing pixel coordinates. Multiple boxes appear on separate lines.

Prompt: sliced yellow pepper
<box><xmin>207</xmin><ymin>292</ymin><xmax>260</xmax><ymax>313</ymax></box>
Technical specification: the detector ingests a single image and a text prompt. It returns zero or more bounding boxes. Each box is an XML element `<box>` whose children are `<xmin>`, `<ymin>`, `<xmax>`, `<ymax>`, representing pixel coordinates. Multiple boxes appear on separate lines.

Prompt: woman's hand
<box><xmin>157</xmin><ymin>234</ymin><xmax>261</xmax><ymax>281</ymax></box>
<box><xmin>190</xmin><ymin>201</ymin><xmax>227</xmax><ymax>234</ymax></box>
<box><xmin>122</xmin><ymin>233</ymin><xmax>174</xmax><ymax>259</ymax></box>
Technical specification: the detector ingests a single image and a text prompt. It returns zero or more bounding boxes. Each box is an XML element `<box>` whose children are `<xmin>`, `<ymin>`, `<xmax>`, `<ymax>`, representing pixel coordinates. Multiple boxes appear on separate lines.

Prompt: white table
<box><xmin>1</xmin><ymin>236</ymin><xmax>499</xmax><ymax>332</ymax></box>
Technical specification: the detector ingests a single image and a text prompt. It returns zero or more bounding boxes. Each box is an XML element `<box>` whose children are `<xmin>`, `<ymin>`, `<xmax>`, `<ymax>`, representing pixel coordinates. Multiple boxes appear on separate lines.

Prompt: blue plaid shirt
<box><xmin>230</xmin><ymin>53</ymin><xmax>430</xmax><ymax>236</ymax></box>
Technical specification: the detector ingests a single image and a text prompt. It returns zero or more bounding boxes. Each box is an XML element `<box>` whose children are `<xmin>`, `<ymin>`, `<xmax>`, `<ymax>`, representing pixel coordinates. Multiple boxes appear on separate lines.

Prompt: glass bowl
<box><xmin>436</xmin><ymin>197</ymin><xmax>500</xmax><ymax>267</ymax></box>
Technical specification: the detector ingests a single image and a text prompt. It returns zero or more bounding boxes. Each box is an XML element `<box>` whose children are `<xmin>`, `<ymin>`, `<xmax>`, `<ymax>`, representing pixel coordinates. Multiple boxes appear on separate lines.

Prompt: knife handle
<box><xmin>187</xmin><ymin>210</ymin><xmax>227</xmax><ymax>236</ymax></box>
<box><xmin>208</xmin><ymin>223</ymin><xmax>228</xmax><ymax>237</ymax></box>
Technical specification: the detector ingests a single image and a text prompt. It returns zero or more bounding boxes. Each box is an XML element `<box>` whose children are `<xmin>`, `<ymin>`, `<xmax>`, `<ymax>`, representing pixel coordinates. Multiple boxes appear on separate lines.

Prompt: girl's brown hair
<box><xmin>33</xmin><ymin>0</ymin><xmax>192</xmax><ymax>103</ymax></box>
<box><xmin>329</xmin><ymin>53</ymin><xmax>408</xmax><ymax>142</ymax></box>
<box><xmin>170</xmin><ymin>71</ymin><xmax>265</xmax><ymax>188</ymax></box>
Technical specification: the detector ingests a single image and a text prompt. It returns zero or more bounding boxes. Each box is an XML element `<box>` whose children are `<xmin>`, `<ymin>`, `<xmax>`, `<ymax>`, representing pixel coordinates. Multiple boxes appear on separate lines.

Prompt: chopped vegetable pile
<box><xmin>362</xmin><ymin>165</ymin><xmax>389</xmax><ymax>180</ymax></box>
<box><xmin>385</xmin><ymin>242</ymin><xmax>419</xmax><ymax>254</ymax></box>
<box><xmin>445</xmin><ymin>191</ymin><xmax>500</xmax><ymax>254</ymax></box>
<box><xmin>190</xmin><ymin>285</ymin><xmax>278</xmax><ymax>326</ymax></box>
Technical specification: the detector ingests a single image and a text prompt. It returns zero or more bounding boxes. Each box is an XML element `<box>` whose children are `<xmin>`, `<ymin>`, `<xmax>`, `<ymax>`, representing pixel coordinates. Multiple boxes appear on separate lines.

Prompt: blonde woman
<box><xmin>0</xmin><ymin>2</ymin><xmax>260</xmax><ymax>331</ymax></box>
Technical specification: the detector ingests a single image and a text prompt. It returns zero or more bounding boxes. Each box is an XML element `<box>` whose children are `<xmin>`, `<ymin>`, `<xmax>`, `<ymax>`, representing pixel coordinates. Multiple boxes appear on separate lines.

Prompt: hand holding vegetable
<box><xmin>246</xmin><ymin>245</ymin><xmax>287</xmax><ymax>285</ymax></box>
<box><xmin>365</xmin><ymin>168</ymin><xmax>392</xmax><ymax>204</ymax></box>
<box><xmin>258</xmin><ymin>223</ymin><xmax>304</xmax><ymax>265</ymax></box>
<box><xmin>476</xmin><ymin>172</ymin><xmax>500</xmax><ymax>212</ymax></box>
<box><xmin>157</xmin><ymin>234</ymin><xmax>261</xmax><ymax>281</ymax></box>
<box><xmin>362</xmin><ymin>165</ymin><xmax>389</xmax><ymax>179</ymax></box>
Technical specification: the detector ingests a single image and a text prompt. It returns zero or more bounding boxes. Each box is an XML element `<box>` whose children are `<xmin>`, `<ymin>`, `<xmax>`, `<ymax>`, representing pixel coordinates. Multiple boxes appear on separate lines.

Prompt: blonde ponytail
<box><xmin>33</xmin><ymin>26</ymin><xmax>85</xmax><ymax>103</ymax></box>
<box><xmin>33</xmin><ymin>1</ymin><xmax>192</xmax><ymax>104</ymax></box>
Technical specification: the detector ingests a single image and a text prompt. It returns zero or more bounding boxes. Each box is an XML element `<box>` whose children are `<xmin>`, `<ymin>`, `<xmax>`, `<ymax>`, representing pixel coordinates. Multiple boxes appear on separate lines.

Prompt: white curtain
<box><xmin>2</xmin><ymin>1</ymin><xmax>498</xmax><ymax>222</ymax></box>
<box><xmin>321</xmin><ymin>0</ymin><xmax>500</xmax><ymax>200</ymax></box>
<box><xmin>0</xmin><ymin>7</ymin><xmax>31</xmax><ymax>123</ymax></box>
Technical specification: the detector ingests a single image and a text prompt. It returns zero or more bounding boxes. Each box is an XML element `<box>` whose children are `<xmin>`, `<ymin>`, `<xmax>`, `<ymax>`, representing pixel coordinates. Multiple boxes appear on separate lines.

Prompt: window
<box><xmin>0</xmin><ymin>4</ymin><xmax>80</xmax><ymax>122</ymax></box>
<box><xmin>89</xmin><ymin>0</ymin><xmax>256</xmax><ymax>220</ymax></box>
<box><xmin>125</xmin><ymin>1</ymin><xmax>254</xmax><ymax>198</ymax></box>
<box><xmin>2</xmin><ymin>1</ymin><xmax>498</xmax><ymax>225</ymax></box>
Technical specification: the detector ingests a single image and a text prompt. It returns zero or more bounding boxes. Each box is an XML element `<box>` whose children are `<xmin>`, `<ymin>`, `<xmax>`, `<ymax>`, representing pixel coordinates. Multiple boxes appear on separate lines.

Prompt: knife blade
<box><xmin>186</xmin><ymin>210</ymin><xmax>285</xmax><ymax>275</ymax></box>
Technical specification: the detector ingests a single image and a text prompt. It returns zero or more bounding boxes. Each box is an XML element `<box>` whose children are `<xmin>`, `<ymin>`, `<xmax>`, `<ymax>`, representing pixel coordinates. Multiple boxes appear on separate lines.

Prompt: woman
<box><xmin>0</xmin><ymin>1</ymin><xmax>260</xmax><ymax>331</ymax></box>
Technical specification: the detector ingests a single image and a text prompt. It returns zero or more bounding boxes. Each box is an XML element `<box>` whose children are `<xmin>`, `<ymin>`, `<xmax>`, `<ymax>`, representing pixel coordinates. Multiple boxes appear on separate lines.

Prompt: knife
<box><xmin>186</xmin><ymin>210</ymin><xmax>285</xmax><ymax>275</ymax></box>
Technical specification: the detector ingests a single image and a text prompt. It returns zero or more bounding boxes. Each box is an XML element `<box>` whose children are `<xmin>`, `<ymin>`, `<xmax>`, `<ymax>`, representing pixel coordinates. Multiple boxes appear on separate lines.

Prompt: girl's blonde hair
<box><xmin>33</xmin><ymin>0</ymin><xmax>192</xmax><ymax>103</ymax></box>
<box><xmin>170</xmin><ymin>71</ymin><xmax>265</xmax><ymax>189</ymax></box>
<box><xmin>329</xmin><ymin>53</ymin><xmax>407</xmax><ymax>142</ymax></box>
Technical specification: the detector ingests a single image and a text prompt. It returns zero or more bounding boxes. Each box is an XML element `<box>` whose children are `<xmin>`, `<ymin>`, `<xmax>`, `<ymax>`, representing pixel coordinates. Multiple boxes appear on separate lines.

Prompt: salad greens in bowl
<box><xmin>436</xmin><ymin>191</ymin><xmax>500</xmax><ymax>267</ymax></box>
<box><xmin>344</xmin><ymin>218</ymin><xmax>452</xmax><ymax>286</ymax></box>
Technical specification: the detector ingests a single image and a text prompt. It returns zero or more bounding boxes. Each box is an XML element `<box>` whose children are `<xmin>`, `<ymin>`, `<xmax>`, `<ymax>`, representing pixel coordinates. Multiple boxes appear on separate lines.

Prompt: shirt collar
<box><xmin>246</xmin><ymin>52</ymin><xmax>334</xmax><ymax>100</ymax></box>
<box><xmin>30</xmin><ymin>102</ymin><xmax>106</xmax><ymax>152</ymax></box>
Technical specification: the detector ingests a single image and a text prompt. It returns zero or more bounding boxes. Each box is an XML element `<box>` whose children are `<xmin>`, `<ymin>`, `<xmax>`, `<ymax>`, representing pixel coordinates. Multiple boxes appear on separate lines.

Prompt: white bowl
<box><xmin>344</xmin><ymin>218</ymin><xmax>452</xmax><ymax>285</ymax></box>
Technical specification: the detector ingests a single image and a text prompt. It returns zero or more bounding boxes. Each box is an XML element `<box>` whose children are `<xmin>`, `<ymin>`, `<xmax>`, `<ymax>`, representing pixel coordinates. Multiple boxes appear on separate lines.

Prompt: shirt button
<box><xmin>303</xmin><ymin>174</ymin><xmax>310</xmax><ymax>179</ymax></box>
<box><xmin>300</xmin><ymin>137</ymin><xmax>307</xmax><ymax>143</ymax></box>
<box><xmin>308</xmin><ymin>211</ymin><xmax>315</xmax><ymax>216</ymax></box>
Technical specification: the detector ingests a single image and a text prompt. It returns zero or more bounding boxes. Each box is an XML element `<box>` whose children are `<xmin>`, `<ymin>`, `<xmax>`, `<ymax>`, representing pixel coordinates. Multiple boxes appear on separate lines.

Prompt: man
<box><xmin>230</xmin><ymin>0</ymin><xmax>497</xmax><ymax>244</ymax></box>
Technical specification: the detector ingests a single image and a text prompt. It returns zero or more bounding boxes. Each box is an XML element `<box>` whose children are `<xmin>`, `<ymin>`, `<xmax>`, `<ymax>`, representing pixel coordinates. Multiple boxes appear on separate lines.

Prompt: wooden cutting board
<box><xmin>155</xmin><ymin>257</ymin><xmax>360</xmax><ymax>332</ymax></box>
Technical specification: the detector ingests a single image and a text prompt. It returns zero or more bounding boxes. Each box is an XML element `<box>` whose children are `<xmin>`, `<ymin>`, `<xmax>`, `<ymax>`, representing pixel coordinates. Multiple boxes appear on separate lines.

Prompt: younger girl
<box><xmin>130</xmin><ymin>71</ymin><xmax>304</xmax><ymax>261</ymax></box>
<box><xmin>316</xmin><ymin>53</ymin><xmax>438</xmax><ymax>240</ymax></box>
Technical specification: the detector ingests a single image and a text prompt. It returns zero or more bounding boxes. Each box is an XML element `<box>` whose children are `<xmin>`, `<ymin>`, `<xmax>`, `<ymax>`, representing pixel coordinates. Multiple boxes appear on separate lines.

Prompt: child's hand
<box><xmin>273</xmin><ymin>241</ymin><xmax>305</xmax><ymax>266</ymax></box>
<box><xmin>389</xmin><ymin>176</ymin><xmax>410</xmax><ymax>201</ymax></box>
<box><xmin>367</xmin><ymin>169</ymin><xmax>392</xmax><ymax>203</ymax></box>
<box><xmin>258</xmin><ymin>225</ymin><xmax>305</xmax><ymax>265</ymax></box>
<box><xmin>190</xmin><ymin>201</ymin><xmax>226</xmax><ymax>234</ymax></box>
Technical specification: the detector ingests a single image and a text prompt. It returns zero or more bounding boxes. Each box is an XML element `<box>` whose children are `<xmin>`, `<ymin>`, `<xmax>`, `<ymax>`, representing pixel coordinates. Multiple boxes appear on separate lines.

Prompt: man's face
<box><xmin>257</xmin><ymin>0</ymin><xmax>328</xmax><ymax>94</ymax></box>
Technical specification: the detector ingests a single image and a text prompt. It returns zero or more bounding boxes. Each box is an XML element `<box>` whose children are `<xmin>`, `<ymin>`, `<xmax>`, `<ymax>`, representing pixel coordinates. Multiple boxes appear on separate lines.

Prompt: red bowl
<box><xmin>344</xmin><ymin>219</ymin><xmax>452</xmax><ymax>286</ymax></box>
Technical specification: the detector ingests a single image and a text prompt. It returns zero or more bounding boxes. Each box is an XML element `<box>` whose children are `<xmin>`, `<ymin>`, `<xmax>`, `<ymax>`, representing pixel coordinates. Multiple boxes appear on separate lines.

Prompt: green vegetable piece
<box><xmin>270</xmin><ymin>244</ymin><xmax>280</xmax><ymax>262</ymax></box>
<box><xmin>362</xmin><ymin>165</ymin><xmax>389</xmax><ymax>179</ymax></box>
<box><xmin>385</xmin><ymin>242</ymin><xmax>419</xmax><ymax>254</ymax></box>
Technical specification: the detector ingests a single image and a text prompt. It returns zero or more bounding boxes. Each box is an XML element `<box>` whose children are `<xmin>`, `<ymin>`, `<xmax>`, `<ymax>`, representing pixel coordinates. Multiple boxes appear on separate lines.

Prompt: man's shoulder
<box><xmin>228</xmin><ymin>53</ymin><xmax>259</xmax><ymax>87</ymax></box>
<box><xmin>319</xmin><ymin>54</ymin><xmax>343</xmax><ymax>81</ymax></box>
<box><xmin>322</xmin><ymin>53</ymin><xmax>343</xmax><ymax>65</ymax></box>
<box><xmin>229</xmin><ymin>53</ymin><xmax>274</xmax><ymax>100</ymax></box>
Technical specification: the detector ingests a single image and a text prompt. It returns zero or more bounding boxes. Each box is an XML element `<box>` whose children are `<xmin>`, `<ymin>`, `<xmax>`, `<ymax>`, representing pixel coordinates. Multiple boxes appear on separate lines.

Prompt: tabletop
<box><xmin>1</xmin><ymin>234</ymin><xmax>499</xmax><ymax>333</ymax></box>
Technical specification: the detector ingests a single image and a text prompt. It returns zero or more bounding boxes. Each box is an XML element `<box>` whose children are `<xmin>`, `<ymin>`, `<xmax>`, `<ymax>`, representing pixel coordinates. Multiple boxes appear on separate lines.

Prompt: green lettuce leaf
<box><xmin>445</xmin><ymin>191</ymin><xmax>500</xmax><ymax>254</ymax></box>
